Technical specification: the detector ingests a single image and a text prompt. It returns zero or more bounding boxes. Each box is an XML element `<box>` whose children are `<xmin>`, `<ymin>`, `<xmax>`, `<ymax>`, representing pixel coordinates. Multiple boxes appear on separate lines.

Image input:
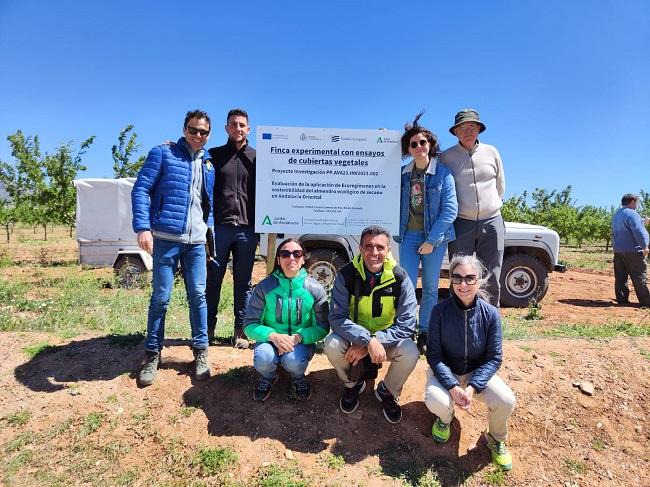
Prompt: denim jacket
<box><xmin>394</xmin><ymin>158</ymin><xmax>457</xmax><ymax>247</ymax></box>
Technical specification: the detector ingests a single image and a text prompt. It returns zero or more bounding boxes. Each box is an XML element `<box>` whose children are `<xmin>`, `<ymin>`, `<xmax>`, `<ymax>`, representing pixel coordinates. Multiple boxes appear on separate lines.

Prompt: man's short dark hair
<box><xmin>227</xmin><ymin>108</ymin><xmax>249</xmax><ymax>123</ymax></box>
<box><xmin>184</xmin><ymin>110</ymin><xmax>211</xmax><ymax>130</ymax></box>
<box><xmin>360</xmin><ymin>225</ymin><xmax>391</xmax><ymax>244</ymax></box>
<box><xmin>622</xmin><ymin>193</ymin><xmax>639</xmax><ymax>206</ymax></box>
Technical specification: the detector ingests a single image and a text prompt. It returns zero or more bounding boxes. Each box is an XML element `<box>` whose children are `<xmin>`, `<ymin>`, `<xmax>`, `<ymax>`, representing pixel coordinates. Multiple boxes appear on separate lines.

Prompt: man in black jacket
<box><xmin>206</xmin><ymin>108</ymin><xmax>258</xmax><ymax>348</ymax></box>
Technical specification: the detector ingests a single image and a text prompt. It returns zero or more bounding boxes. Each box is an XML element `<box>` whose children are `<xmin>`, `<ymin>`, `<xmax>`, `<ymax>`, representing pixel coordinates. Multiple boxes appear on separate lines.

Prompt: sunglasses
<box><xmin>279</xmin><ymin>249</ymin><xmax>305</xmax><ymax>259</ymax></box>
<box><xmin>451</xmin><ymin>274</ymin><xmax>478</xmax><ymax>285</ymax></box>
<box><xmin>409</xmin><ymin>139</ymin><xmax>428</xmax><ymax>149</ymax></box>
<box><xmin>186</xmin><ymin>125</ymin><xmax>210</xmax><ymax>137</ymax></box>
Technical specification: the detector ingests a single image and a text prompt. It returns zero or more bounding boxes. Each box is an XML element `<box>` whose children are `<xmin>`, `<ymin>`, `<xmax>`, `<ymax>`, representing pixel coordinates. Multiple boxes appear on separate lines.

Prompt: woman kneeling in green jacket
<box><xmin>243</xmin><ymin>238</ymin><xmax>329</xmax><ymax>401</ymax></box>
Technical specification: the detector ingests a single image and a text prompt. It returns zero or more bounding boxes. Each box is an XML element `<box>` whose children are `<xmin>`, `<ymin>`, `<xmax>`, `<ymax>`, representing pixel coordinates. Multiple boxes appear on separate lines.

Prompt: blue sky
<box><xmin>1</xmin><ymin>0</ymin><xmax>648</xmax><ymax>208</ymax></box>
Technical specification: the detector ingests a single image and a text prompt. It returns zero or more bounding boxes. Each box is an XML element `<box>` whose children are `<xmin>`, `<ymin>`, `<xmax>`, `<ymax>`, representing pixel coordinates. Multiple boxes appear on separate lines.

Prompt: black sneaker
<box><xmin>291</xmin><ymin>378</ymin><xmax>312</xmax><ymax>400</ymax></box>
<box><xmin>340</xmin><ymin>381</ymin><xmax>366</xmax><ymax>414</ymax></box>
<box><xmin>253</xmin><ymin>376</ymin><xmax>278</xmax><ymax>402</ymax></box>
<box><xmin>374</xmin><ymin>380</ymin><xmax>402</xmax><ymax>423</ymax></box>
<box><xmin>416</xmin><ymin>332</ymin><xmax>427</xmax><ymax>355</ymax></box>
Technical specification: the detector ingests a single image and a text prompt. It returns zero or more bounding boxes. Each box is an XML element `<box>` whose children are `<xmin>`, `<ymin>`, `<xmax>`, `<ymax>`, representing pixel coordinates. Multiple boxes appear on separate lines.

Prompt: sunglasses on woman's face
<box><xmin>409</xmin><ymin>139</ymin><xmax>428</xmax><ymax>149</ymax></box>
<box><xmin>279</xmin><ymin>249</ymin><xmax>305</xmax><ymax>259</ymax></box>
<box><xmin>451</xmin><ymin>274</ymin><xmax>477</xmax><ymax>285</ymax></box>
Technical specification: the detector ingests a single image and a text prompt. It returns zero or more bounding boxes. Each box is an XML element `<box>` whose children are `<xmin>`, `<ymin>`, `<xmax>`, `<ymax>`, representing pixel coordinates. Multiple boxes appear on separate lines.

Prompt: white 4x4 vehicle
<box><xmin>261</xmin><ymin>222</ymin><xmax>566</xmax><ymax>307</ymax></box>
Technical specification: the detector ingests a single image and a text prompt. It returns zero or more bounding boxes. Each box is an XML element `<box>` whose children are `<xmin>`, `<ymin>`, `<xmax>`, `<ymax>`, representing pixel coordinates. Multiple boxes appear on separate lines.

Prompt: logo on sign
<box><xmin>262</xmin><ymin>133</ymin><xmax>272</xmax><ymax>140</ymax></box>
<box><xmin>262</xmin><ymin>215</ymin><xmax>272</xmax><ymax>225</ymax></box>
<box><xmin>376</xmin><ymin>136</ymin><xmax>398</xmax><ymax>144</ymax></box>
<box><xmin>331</xmin><ymin>135</ymin><xmax>340</xmax><ymax>142</ymax></box>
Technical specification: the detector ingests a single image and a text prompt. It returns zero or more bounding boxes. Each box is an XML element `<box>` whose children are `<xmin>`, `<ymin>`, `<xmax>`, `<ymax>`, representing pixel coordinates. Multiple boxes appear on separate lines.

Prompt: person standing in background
<box><xmin>439</xmin><ymin>109</ymin><xmax>505</xmax><ymax>306</ymax></box>
<box><xmin>611</xmin><ymin>193</ymin><xmax>650</xmax><ymax>306</ymax></box>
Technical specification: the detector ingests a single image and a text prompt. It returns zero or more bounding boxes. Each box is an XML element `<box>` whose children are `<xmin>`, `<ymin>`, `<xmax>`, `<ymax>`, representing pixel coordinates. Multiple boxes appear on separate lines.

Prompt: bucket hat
<box><xmin>449</xmin><ymin>109</ymin><xmax>486</xmax><ymax>135</ymax></box>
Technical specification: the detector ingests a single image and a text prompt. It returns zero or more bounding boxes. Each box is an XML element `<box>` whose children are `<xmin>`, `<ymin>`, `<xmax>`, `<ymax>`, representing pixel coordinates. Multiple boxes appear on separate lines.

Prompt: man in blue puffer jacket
<box><xmin>132</xmin><ymin>109</ymin><xmax>215</xmax><ymax>386</ymax></box>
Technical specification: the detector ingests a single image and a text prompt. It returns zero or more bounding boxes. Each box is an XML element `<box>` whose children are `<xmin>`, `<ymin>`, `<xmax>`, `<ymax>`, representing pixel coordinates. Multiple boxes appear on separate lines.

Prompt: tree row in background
<box><xmin>501</xmin><ymin>185</ymin><xmax>650</xmax><ymax>251</ymax></box>
<box><xmin>0</xmin><ymin>125</ymin><xmax>145</xmax><ymax>242</ymax></box>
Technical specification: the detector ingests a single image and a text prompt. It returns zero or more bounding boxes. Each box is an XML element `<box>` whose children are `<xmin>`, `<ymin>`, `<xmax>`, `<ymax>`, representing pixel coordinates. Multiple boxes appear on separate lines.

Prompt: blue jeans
<box><xmin>144</xmin><ymin>238</ymin><xmax>208</xmax><ymax>352</ymax></box>
<box><xmin>399</xmin><ymin>230</ymin><xmax>447</xmax><ymax>333</ymax></box>
<box><xmin>253</xmin><ymin>342</ymin><xmax>316</xmax><ymax>381</ymax></box>
<box><xmin>206</xmin><ymin>224</ymin><xmax>258</xmax><ymax>336</ymax></box>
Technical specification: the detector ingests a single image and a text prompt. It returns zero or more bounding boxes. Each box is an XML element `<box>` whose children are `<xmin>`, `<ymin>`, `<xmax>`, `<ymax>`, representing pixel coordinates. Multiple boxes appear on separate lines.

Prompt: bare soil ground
<box><xmin>1</xmin><ymin>263</ymin><xmax>649</xmax><ymax>486</ymax></box>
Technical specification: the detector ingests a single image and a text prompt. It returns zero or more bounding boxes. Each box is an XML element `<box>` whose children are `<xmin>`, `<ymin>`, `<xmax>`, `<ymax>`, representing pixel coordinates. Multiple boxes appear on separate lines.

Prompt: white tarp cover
<box><xmin>73</xmin><ymin>178</ymin><xmax>137</xmax><ymax>241</ymax></box>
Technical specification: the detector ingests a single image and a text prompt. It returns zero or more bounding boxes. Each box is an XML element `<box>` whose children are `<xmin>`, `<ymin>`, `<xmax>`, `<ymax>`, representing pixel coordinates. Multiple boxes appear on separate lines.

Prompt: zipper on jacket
<box><xmin>235</xmin><ymin>151</ymin><xmax>241</xmax><ymax>226</ymax></box>
<box><xmin>288</xmin><ymin>279</ymin><xmax>293</xmax><ymax>336</ymax></box>
<box><xmin>296</xmin><ymin>297</ymin><xmax>303</xmax><ymax>324</ymax></box>
<box><xmin>187</xmin><ymin>176</ymin><xmax>194</xmax><ymax>240</ymax></box>
<box><xmin>463</xmin><ymin>309</ymin><xmax>468</xmax><ymax>373</ymax></box>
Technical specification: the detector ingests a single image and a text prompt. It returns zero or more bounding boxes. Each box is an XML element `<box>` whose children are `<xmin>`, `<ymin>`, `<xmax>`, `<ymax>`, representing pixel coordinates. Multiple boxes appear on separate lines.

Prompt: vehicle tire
<box><xmin>499</xmin><ymin>254</ymin><xmax>549</xmax><ymax>307</ymax></box>
<box><xmin>114</xmin><ymin>255</ymin><xmax>147</xmax><ymax>289</ymax></box>
<box><xmin>305</xmin><ymin>249</ymin><xmax>347</xmax><ymax>290</ymax></box>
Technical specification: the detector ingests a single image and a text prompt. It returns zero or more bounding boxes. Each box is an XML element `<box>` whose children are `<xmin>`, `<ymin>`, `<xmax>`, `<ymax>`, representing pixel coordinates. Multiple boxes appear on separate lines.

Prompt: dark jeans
<box><xmin>614</xmin><ymin>252</ymin><xmax>650</xmax><ymax>306</ymax></box>
<box><xmin>206</xmin><ymin>224</ymin><xmax>258</xmax><ymax>337</ymax></box>
<box><xmin>448</xmin><ymin>215</ymin><xmax>505</xmax><ymax>307</ymax></box>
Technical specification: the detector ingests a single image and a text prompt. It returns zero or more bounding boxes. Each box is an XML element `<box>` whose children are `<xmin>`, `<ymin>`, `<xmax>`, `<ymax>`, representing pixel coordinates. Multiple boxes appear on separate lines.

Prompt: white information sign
<box><xmin>255</xmin><ymin>126</ymin><xmax>401</xmax><ymax>234</ymax></box>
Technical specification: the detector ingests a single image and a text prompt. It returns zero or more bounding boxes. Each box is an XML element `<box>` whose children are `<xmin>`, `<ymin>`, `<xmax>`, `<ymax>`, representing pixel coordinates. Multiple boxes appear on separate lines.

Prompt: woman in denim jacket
<box><xmin>395</xmin><ymin>113</ymin><xmax>457</xmax><ymax>353</ymax></box>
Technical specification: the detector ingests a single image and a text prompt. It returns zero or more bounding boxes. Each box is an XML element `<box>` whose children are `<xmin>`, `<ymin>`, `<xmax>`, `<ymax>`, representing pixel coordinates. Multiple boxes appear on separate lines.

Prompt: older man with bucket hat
<box><xmin>439</xmin><ymin>109</ymin><xmax>505</xmax><ymax>306</ymax></box>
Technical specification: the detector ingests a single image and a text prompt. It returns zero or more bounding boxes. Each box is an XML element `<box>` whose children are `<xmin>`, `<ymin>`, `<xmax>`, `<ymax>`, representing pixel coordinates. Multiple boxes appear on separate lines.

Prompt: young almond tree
<box><xmin>44</xmin><ymin>136</ymin><xmax>95</xmax><ymax>237</ymax></box>
<box><xmin>0</xmin><ymin>130</ymin><xmax>94</xmax><ymax>240</ymax></box>
<box><xmin>0</xmin><ymin>131</ymin><xmax>45</xmax><ymax>236</ymax></box>
<box><xmin>638</xmin><ymin>190</ymin><xmax>650</xmax><ymax>227</ymax></box>
<box><xmin>0</xmin><ymin>199</ymin><xmax>17</xmax><ymax>243</ymax></box>
<box><xmin>112</xmin><ymin>124</ymin><xmax>145</xmax><ymax>178</ymax></box>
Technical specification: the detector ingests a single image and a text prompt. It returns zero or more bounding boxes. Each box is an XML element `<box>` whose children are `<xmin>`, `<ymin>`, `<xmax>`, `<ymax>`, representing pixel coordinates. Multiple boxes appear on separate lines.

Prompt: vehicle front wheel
<box><xmin>499</xmin><ymin>254</ymin><xmax>549</xmax><ymax>307</ymax></box>
<box><xmin>114</xmin><ymin>255</ymin><xmax>147</xmax><ymax>289</ymax></box>
<box><xmin>305</xmin><ymin>249</ymin><xmax>347</xmax><ymax>290</ymax></box>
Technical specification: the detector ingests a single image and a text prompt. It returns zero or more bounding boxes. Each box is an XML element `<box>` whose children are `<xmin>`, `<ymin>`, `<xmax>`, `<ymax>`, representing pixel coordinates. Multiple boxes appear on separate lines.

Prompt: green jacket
<box><xmin>243</xmin><ymin>268</ymin><xmax>329</xmax><ymax>344</ymax></box>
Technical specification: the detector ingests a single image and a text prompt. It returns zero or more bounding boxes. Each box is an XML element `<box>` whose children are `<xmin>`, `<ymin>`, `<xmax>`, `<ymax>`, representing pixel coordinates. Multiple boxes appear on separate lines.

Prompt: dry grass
<box><xmin>560</xmin><ymin>244</ymin><xmax>612</xmax><ymax>273</ymax></box>
<box><xmin>1</xmin><ymin>225</ymin><xmax>77</xmax><ymax>265</ymax></box>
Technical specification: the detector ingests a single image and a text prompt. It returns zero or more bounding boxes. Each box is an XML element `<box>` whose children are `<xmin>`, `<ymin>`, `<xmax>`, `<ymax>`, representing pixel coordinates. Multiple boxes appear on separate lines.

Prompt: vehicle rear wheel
<box><xmin>305</xmin><ymin>249</ymin><xmax>347</xmax><ymax>290</ymax></box>
<box><xmin>114</xmin><ymin>255</ymin><xmax>147</xmax><ymax>289</ymax></box>
<box><xmin>499</xmin><ymin>254</ymin><xmax>549</xmax><ymax>307</ymax></box>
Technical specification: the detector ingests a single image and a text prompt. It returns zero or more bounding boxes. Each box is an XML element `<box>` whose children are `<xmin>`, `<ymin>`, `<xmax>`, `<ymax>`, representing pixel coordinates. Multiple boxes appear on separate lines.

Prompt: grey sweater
<box><xmin>439</xmin><ymin>142</ymin><xmax>505</xmax><ymax>221</ymax></box>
